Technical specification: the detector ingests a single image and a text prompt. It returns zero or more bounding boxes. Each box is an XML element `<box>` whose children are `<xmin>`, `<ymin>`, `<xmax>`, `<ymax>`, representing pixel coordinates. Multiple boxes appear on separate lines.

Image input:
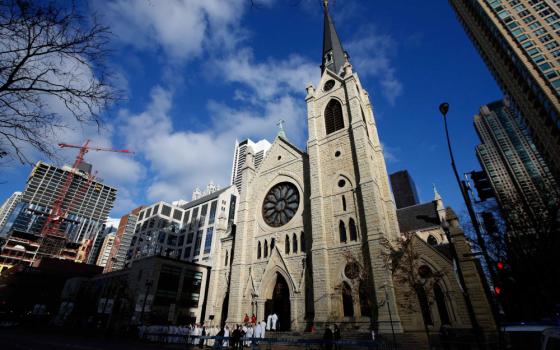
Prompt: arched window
<box><xmin>415</xmin><ymin>285</ymin><xmax>433</xmax><ymax>326</ymax></box>
<box><xmin>225</xmin><ymin>250</ymin><xmax>229</xmax><ymax>266</ymax></box>
<box><xmin>271</xmin><ymin>238</ymin><xmax>275</xmax><ymax>251</ymax></box>
<box><xmin>359</xmin><ymin>280</ymin><xmax>371</xmax><ymax>317</ymax></box>
<box><xmin>264</xmin><ymin>240</ymin><xmax>268</xmax><ymax>258</ymax></box>
<box><xmin>293</xmin><ymin>233</ymin><xmax>298</xmax><ymax>253</ymax></box>
<box><xmin>349</xmin><ymin>218</ymin><xmax>357</xmax><ymax>241</ymax></box>
<box><xmin>285</xmin><ymin>235</ymin><xmax>290</xmax><ymax>254</ymax></box>
<box><xmin>342</xmin><ymin>195</ymin><xmax>347</xmax><ymax>211</ymax></box>
<box><xmin>342</xmin><ymin>282</ymin><xmax>354</xmax><ymax>317</ymax></box>
<box><xmin>339</xmin><ymin>220</ymin><xmax>347</xmax><ymax>243</ymax></box>
<box><xmin>325</xmin><ymin>100</ymin><xmax>344</xmax><ymax>135</ymax></box>
<box><xmin>257</xmin><ymin>242</ymin><xmax>262</xmax><ymax>259</ymax></box>
<box><xmin>427</xmin><ymin>235</ymin><xmax>438</xmax><ymax>246</ymax></box>
<box><xmin>434</xmin><ymin>283</ymin><xmax>451</xmax><ymax>325</ymax></box>
<box><xmin>300</xmin><ymin>232</ymin><xmax>305</xmax><ymax>251</ymax></box>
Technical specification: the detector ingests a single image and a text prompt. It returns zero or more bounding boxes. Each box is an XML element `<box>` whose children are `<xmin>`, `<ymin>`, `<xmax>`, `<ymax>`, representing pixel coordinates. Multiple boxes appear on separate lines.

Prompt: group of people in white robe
<box><xmin>138</xmin><ymin>312</ymin><xmax>281</xmax><ymax>347</ymax></box>
<box><xmin>138</xmin><ymin>324</ymin><xmax>219</xmax><ymax>345</ymax></box>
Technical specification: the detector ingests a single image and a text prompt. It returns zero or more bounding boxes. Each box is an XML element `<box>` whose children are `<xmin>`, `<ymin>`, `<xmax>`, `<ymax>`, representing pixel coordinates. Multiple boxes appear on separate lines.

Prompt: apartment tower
<box><xmin>230</xmin><ymin>139</ymin><xmax>271</xmax><ymax>193</ymax></box>
<box><xmin>450</xmin><ymin>0</ymin><xmax>560</xmax><ymax>180</ymax></box>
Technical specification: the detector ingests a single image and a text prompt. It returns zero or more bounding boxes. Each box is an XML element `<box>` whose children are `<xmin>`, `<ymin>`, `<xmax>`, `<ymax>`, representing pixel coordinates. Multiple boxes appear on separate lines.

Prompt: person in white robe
<box><xmin>245</xmin><ymin>325</ymin><xmax>254</xmax><ymax>347</ymax></box>
<box><xmin>271</xmin><ymin>313</ymin><xmax>278</xmax><ymax>331</ymax></box>
<box><xmin>206</xmin><ymin>326</ymin><xmax>216</xmax><ymax>347</ymax></box>
<box><xmin>193</xmin><ymin>324</ymin><xmax>200</xmax><ymax>345</ymax></box>
<box><xmin>254</xmin><ymin>322</ymin><xmax>262</xmax><ymax>340</ymax></box>
<box><xmin>223</xmin><ymin>325</ymin><xmax>230</xmax><ymax>347</ymax></box>
<box><xmin>260</xmin><ymin>320</ymin><xmax>267</xmax><ymax>339</ymax></box>
<box><xmin>266</xmin><ymin>314</ymin><xmax>272</xmax><ymax>330</ymax></box>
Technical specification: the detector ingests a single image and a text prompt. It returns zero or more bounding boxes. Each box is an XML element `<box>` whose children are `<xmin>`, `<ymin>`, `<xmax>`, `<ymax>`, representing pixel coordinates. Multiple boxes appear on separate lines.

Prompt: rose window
<box><xmin>262</xmin><ymin>182</ymin><xmax>300</xmax><ymax>227</ymax></box>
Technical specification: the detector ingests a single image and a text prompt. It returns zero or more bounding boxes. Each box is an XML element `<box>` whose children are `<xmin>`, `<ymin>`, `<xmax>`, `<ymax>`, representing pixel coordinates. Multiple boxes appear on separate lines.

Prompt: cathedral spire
<box><xmin>321</xmin><ymin>0</ymin><xmax>346</xmax><ymax>75</ymax></box>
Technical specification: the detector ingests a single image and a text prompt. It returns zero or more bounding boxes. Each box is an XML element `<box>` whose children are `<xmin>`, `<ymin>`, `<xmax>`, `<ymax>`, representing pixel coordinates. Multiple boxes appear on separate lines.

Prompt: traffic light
<box><xmin>471</xmin><ymin>170</ymin><xmax>494</xmax><ymax>201</ymax></box>
<box><xmin>496</xmin><ymin>261</ymin><xmax>505</xmax><ymax>270</ymax></box>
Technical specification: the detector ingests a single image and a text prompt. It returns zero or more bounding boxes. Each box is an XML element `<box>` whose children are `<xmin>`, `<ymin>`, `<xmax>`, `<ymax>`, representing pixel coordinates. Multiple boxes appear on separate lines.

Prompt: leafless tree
<box><xmin>0</xmin><ymin>0</ymin><xmax>119</xmax><ymax>164</ymax></box>
<box><xmin>380</xmin><ymin>234</ymin><xmax>444</xmax><ymax>347</ymax></box>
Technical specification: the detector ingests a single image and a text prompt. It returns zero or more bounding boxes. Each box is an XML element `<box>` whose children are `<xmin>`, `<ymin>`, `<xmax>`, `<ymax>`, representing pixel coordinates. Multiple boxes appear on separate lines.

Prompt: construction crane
<box><xmin>35</xmin><ymin>140</ymin><xmax>133</xmax><ymax>261</ymax></box>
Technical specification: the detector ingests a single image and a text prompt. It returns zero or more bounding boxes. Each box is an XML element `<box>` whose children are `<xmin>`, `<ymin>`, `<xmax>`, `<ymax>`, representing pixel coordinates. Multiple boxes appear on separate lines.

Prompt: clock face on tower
<box><xmin>262</xmin><ymin>182</ymin><xmax>300</xmax><ymax>227</ymax></box>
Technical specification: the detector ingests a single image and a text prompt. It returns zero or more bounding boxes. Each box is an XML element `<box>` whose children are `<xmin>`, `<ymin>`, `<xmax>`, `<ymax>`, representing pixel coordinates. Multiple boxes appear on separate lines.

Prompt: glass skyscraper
<box><xmin>451</xmin><ymin>0</ymin><xmax>560</xmax><ymax>180</ymax></box>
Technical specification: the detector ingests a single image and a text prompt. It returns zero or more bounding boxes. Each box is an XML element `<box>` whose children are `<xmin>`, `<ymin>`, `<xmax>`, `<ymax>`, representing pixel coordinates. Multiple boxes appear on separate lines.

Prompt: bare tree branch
<box><xmin>0</xmin><ymin>0</ymin><xmax>121</xmax><ymax>164</ymax></box>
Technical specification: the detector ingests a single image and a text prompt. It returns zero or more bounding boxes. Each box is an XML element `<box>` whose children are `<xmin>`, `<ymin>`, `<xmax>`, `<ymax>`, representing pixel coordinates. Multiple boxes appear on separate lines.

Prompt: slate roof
<box><xmin>321</xmin><ymin>3</ymin><xmax>346</xmax><ymax>75</ymax></box>
<box><xmin>396</xmin><ymin>201</ymin><xmax>442</xmax><ymax>233</ymax></box>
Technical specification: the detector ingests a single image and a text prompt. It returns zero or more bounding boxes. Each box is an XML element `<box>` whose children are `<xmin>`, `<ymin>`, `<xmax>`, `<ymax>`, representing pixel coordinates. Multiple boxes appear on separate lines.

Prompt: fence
<box><xmin>142</xmin><ymin>333</ymin><xmax>399</xmax><ymax>350</ymax></box>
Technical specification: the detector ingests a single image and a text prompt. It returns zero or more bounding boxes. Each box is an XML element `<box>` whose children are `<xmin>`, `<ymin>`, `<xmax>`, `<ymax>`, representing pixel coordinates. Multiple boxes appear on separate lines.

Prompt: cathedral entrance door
<box><xmin>264</xmin><ymin>273</ymin><xmax>291</xmax><ymax>331</ymax></box>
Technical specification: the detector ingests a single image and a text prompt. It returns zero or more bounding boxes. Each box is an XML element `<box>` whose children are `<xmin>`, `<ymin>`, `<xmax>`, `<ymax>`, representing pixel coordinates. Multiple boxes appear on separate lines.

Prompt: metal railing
<box><xmin>141</xmin><ymin>333</ymin><xmax>398</xmax><ymax>350</ymax></box>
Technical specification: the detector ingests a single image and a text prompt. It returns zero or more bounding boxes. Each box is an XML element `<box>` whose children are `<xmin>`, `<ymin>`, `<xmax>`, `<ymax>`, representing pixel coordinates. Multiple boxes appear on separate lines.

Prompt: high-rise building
<box><xmin>126</xmin><ymin>186</ymin><xmax>238</xmax><ymax>268</ymax></box>
<box><xmin>0</xmin><ymin>191</ymin><xmax>21</xmax><ymax>234</ymax></box>
<box><xmin>231</xmin><ymin>139</ymin><xmax>271</xmax><ymax>193</ymax></box>
<box><xmin>390</xmin><ymin>170</ymin><xmax>420</xmax><ymax>209</ymax></box>
<box><xmin>450</xmin><ymin>0</ymin><xmax>560</xmax><ymax>180</ymax></box>
<box><xmin>179</xmin><ymin>185</ymin><xmax>237</xmax><ymax>266</ymax></box>
<box><xmin>0</xmin><ymin>161</ymin><xmax>117</xmax><ymax>268</ymax></box>
<box><xmin>475</xmin><ymin>99</ymin><xmax>558</xmax><ymax>236</ymax></box>
<box><xmin>96</xmin><ymin>233</ymin><xmax>115</xmax><ymax>267</ymax></box>
<box><xmin>4</xmin><ymin>161</ymin><xmax>117</xmax><ymax>242</ymax></box>
<box><xmin>104</xmin><ymin>206</ymin><xmax>144</xmax><ymax>272</ymax></box>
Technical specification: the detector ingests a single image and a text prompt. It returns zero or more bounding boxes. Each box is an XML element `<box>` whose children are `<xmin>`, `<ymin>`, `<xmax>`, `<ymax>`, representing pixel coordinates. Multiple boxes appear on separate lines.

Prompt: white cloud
<box><xmin>98</xmin><ymin>0</ymin><xmax>247</xmax><ymax>61</ymax></box>
<box><xmin>346</xmin><ymin>27</ymin><xmax>403</xmax><ymax>104</ymax></box>
<box><xmin>212</xmin><ymin>48</ymin><xmax>317</xmax><ymax>101</ymax></box>
<box><xmin>116</xmin><ymin>79</ymin><xmax>307</xmax><ymax>203</ymax></box>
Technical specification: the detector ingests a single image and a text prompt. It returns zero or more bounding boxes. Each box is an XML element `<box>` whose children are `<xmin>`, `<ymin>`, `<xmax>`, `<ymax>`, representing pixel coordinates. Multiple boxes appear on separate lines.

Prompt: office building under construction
<box><xmin>0</xmin><ymin>161</ymin><xmax>117</xmax><ymax>270</ymax></box>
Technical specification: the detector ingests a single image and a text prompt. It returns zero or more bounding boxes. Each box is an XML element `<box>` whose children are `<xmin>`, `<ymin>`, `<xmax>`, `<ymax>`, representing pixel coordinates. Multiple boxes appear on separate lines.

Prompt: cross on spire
<box><xmin>277</xmin><ymin>119</ymin><xmax>287</xmax><ymax>139</ymax></box>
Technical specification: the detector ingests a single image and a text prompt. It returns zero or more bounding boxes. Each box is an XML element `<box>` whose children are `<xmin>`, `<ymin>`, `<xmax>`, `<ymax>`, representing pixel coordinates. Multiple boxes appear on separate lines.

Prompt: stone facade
<box><xmin>202</xmin><ymin>4</ymin><xmax>497</xmax><ymax>348</ymax></box>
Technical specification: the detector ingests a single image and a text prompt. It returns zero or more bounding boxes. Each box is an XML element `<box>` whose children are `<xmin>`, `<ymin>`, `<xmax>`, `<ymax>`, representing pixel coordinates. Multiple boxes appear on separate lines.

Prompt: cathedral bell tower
<box><xmin>306</xmin><ymin>0</ymin><xmax>403</xmax><ymax>332</ymax></box>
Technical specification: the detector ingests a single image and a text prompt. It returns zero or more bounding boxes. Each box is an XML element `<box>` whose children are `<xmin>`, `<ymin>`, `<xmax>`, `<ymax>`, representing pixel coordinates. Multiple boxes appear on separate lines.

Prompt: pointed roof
<box><xmin>321</xmin><ymin>0</ymin><xmax>346</xmax><ymax>75</ymax></box>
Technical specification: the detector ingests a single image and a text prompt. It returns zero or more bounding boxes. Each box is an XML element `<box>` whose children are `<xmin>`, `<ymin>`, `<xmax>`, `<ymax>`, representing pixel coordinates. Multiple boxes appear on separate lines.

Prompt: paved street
<box><xmin>0</xmin><ymin>328</ymin><xmax>177</xmax><ymax>350</ymax></box>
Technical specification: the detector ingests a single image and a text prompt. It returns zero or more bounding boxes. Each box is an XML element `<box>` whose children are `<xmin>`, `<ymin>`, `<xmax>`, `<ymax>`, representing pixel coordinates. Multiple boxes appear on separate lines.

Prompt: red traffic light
<box><xmin>497</xmin><ymin>262</ymin><xmax>505</xmax><ymax>270</ymax></box>
<box><xmin>494</xmin><ymin>286</ymin><xmax>502</xmax><ymax>295</ymax></box>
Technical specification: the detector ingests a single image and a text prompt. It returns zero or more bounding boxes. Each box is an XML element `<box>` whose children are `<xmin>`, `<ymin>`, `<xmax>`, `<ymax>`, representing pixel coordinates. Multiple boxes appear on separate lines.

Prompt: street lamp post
<box><xmin>438</xmin><ymin>102</ymin><xmax>496</xmax><ymax>284</ymax></box>
<box><xmin>441</xmin><ymin>219</ymin><xmax>484</xmax><ymax>349</ymax></box>
<box><xmin>438</xmin><ymin>103</ymin><xmax>490</xmax><ymax>349</ymax></box>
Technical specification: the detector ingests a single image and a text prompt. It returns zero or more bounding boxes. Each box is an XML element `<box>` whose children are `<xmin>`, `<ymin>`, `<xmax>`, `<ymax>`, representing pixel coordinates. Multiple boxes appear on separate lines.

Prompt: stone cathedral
<box><xmin>204</xmin><ymin>2</ymin><xmax>496</xmax><ymax>345</ymax></box>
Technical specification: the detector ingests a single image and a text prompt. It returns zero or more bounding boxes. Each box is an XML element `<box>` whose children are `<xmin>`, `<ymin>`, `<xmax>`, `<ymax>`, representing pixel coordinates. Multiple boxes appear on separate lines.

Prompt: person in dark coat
<box><xmin>333</xmin><ymin>324</ymin><xmax>341</xmax><ymax>350</ymax></box>
<box><xmin>232</xmin><ymin>325</ymin><xmax>241</xmax><ymax>350</ymax></box>
<box><xmin>323</xmin><ymin>324</ymin><xmax>334</xmax><ymax>350</ymax></box>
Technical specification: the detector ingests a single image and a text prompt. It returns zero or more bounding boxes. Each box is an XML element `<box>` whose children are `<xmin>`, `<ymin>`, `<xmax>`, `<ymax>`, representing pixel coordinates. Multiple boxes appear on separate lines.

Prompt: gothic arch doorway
<box><xmin>264</xmin><ymin>272</ymin><xmax>291</xmax><ymax>331</ymax></box>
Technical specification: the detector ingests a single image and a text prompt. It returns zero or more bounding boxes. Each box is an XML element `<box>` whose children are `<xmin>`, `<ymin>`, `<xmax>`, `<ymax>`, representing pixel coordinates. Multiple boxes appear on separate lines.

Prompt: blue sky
<box><xmin>0</xmin><ymin>0</ymin><xmax>502</xmax><ymax>220</ymax></box>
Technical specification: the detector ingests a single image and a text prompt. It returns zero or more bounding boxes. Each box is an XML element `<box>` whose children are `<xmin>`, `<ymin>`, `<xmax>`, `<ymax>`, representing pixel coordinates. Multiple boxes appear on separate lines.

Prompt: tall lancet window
<box><xmin>285</xmin><ymin>235</ymin><xmax>290</xmax><ymax>254</ymax></box>
<box><xmin>339</xmin><ymin>220</ymin><xmax>347</xmax><ymax>243</ymax></box>
<box><xmin>293</xmin><ymin>233</ymin><xmax>298</xmax><ymax>253</ymax></box>
<box><xmin>257</xmin><ymin>242</ymin><xmax>261</xmax><ymax>259</ymax></box>
<box><xmin>349</xmin><ymin>218</ymin><xmax>357</xmax><ymax>241</ymax></box>
<box><xmin>264</xmin><ymin>240</ymin><xmax>268</xmax><ymax>258</ymax></box>
<box><xmin>325</xmin><ymin>100</ymin><xmax>344</xmax><ymax>135</ymax></box>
